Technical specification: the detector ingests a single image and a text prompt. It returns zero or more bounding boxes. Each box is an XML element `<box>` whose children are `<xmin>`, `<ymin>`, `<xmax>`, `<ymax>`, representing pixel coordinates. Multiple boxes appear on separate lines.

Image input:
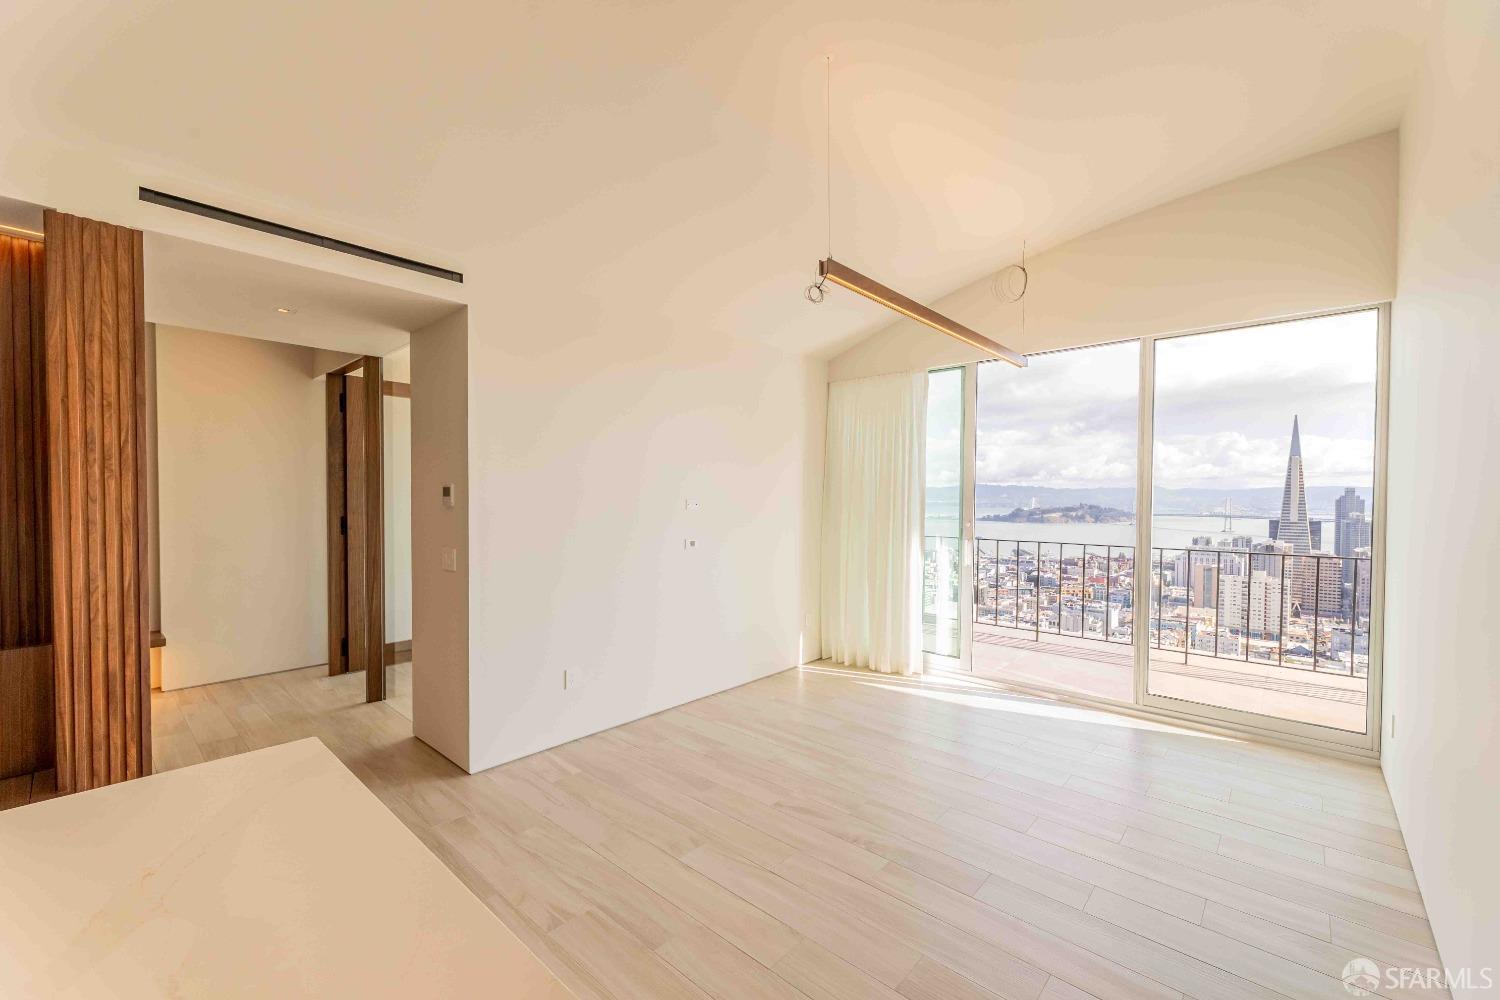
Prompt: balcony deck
<box><xmin>968</xmin><ymin>624</ymin><xmax>1367</xmax><ymax>733</ymax></box>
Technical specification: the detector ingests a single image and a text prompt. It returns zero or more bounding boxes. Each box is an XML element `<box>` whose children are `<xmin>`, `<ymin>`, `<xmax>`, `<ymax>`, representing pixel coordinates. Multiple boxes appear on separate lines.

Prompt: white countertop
<box><xmin>0</xmin><ymin>738</ymin><xmax>571</xmax><ymax>999</ymax></box>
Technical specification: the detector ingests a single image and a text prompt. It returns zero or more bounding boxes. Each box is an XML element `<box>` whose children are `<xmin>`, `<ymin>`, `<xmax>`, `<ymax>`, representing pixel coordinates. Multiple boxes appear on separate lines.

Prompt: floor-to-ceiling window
<box><xmin>1146</xmin><ymin>309</ymin><xmax>1381</xmax><ymax>734</ymax></box>
<box><xmin>932</xmin><ymin>305</ymin><xmax>1386</xmax><ymax>749</ymax></box>
<box><xmin>923</xmin><ymin>368</ymin><xmax>964</xmax><ymax>658</ymax></box>
<box><xmin>970</xmin><ymin>340</ymin><xmax>1139</xmax><ymax>701</ymax></box>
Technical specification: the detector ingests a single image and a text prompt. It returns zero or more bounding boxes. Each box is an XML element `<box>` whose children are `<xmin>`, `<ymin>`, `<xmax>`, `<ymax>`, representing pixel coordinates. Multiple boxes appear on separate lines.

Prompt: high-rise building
<box><xmin>1340</xmin><ymin>511</ymin><xmax>1373</xmax><ymax>594</ymax></box>
<box><xmin>1188</xmin><ymin>559</ymin><xmax>1219</xmax><ymax>609</ymax></box>
<box><xmin>1274</xmin><ymin>416</ymin><xmax>1339</xmax><ymax>617</ymax></box>
<box><xmin>1220</xmin><ymin>560</ymin><xmax>1284</xmax><ymax>642</ymax></box>
<box><xmin>1277</xmin><ymin>416</ymin><xmax>1312</xmax><ymax>555</ymax></box>
<box><xmin>1334</xmin><ymin>487</ymin><xmax>1373</xmax><ymax>593</ymax></box>
<box><xmin>1334</xmin><ymin>487</ymin><xmax>1366</xmax><ymax>555</ymax></box>
<box><xmin>1353</xmin><ymin>544</ymin><xmax>1373</xmax><ymax>618</ymax></box>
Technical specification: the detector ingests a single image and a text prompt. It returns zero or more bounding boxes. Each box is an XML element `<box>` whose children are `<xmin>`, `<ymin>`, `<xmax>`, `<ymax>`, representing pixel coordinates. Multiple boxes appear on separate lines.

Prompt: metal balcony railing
<box><xmin>971</xmin><ymin>538</ymin><xmax>1373</xmax><ymax>677</ymax></box>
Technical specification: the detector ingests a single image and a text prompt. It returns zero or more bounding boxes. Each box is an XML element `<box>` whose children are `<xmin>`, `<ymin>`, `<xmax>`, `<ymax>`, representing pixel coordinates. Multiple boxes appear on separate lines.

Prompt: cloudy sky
<box><xmin>926</xmin><ymin>309</ymin><xmax>1379</xmax><ymax>491</ymax></box>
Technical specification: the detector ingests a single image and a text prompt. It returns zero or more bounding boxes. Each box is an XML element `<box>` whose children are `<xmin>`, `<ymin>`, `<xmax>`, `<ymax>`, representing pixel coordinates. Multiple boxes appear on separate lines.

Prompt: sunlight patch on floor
<box><xmin>847</xmin><ymin>676</ymin><xmax>1241</xmax><ymax>743</ymax></box>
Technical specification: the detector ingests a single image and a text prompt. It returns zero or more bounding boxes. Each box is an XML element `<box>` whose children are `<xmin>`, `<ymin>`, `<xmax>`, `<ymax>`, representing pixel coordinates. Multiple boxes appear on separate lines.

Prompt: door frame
<box><xmin>939</xmin><ymin>302</ymin><xmax>1389</xmax><ymax>757</ymax></box>
<box><xmin>324</xmin><ymin>355</ymin><xmax>385</xmax><ymax>703</ymax></box>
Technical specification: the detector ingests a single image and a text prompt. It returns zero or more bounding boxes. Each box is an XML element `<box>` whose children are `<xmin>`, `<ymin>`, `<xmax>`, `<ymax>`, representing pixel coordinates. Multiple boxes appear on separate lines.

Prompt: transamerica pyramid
<box><xmin>1278</xmin><ymin>416</ymin><xmax>1312</xmax><ymax>555</ymax></box>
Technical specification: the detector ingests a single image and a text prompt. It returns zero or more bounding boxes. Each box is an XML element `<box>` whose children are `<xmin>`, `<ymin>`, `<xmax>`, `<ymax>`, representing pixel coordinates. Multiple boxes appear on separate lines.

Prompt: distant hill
<box><xmin>981</xmin><ymin>503</ymin><xmax>1133</xmax><ymax>524</ymax></box>
<box><xmin>926</xmin><ymin>483</ymin><xmax>1373</xmax><ymax>518</ymax></box>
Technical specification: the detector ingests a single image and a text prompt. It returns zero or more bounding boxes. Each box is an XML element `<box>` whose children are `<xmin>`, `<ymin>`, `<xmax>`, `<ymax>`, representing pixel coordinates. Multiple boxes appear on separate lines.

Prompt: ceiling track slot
<box><xmin>137</xmin><ymin>187</ymin><xmax>462</xmax><ymax>283</ymax></box>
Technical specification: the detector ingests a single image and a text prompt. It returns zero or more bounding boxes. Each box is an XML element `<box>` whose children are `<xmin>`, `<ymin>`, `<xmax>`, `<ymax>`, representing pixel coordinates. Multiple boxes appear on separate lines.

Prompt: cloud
<box><xmin>1153</xmin><ymin>432</ymin><xmax>1375</xmax><ymax>487</ymax></box>
<box><xmin>955</xmin><ymin>309</ymin><xmax>1379</xmax><ymax>490</ymax></box>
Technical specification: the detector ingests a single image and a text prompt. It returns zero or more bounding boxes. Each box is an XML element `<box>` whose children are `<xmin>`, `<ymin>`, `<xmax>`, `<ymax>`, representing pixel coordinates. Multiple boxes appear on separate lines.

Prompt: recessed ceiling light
<box><xmin>275</xmin><ymin>306</ymin><xmax>297</xmax><ymax>315</ymax></box>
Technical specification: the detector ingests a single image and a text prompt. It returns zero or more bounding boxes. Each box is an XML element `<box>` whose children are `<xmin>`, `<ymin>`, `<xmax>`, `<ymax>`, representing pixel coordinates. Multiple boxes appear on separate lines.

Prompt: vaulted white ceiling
<box><xmin>0</xmin><ymin>0</ymin><xmax>1427</xmax><ymax>357</ymax></box>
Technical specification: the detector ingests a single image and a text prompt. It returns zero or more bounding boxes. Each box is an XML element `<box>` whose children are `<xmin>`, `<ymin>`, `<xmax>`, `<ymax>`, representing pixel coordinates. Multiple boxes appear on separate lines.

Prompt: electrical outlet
<box><xmin>683</xmin><ymin>499</ymin><xmax>701</xmax><ymax>511</ymax></box>
<box><xmin>683</xmin><ymin>538</ymin><xmax>698</xmax><ymax>550</ymax></box>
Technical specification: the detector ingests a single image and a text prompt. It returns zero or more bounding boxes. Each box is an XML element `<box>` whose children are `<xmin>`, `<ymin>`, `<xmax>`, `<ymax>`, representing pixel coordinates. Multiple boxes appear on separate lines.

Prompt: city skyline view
<box><xmin>926</xmin><ymin>311</ymin><xmax>1382</xmax><ymax>698</ymax></box>
<box><xmin>926</xmin><ymin>310</ymin><xmax>1380</xmax><ymax>534</ymax></box>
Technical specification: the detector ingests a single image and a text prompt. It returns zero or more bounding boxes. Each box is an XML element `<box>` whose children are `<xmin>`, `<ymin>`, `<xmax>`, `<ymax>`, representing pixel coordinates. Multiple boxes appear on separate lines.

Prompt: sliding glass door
<box><xmin>1143</xmin><ymin>309</ymin><xmax>1383</xmax><ymax>740</ymax></box>
<box><xmin>969</xmin><ymin>341</ymin><xmax>1139</xmax><ymax>702</ymax></box>
<box><xmin>923</xmin><ymin>368</ymin><xmax>964</xmax><ymax>661</ymax></box>
<box><xmin>930</xmin><ymin>306</ymin><xmax>1387</xmax><ymax>751</ymax></box>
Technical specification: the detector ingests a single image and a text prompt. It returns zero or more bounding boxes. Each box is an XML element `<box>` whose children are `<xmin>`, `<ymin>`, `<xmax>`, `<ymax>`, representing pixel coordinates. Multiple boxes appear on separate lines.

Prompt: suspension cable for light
<box><xmin>804</xmin><ymin>57</ymin><xmax>1026</xmax><ymax>368</ymax></box>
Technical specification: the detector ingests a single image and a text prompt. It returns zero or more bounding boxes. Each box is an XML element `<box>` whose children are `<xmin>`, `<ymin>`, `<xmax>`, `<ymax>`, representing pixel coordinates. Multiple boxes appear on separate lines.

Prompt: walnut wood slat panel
<box><xmin>0</xmin><ymin>234</ymin><xmax>50</xmax><ymax>650</ymax></box>
<box><xmin>1</xmin><ymin>233</ymin><xmax>55</xmax><ymax>782</ymax></box>
<box><xmin>42</xmin><ymin>210</ymin><xmax>150</xmax><ymax>794</ymax></box>
<box><xmin>0</xmin><ymin>644</ymin><xmax>54</xmax><ymax>779</ymax></box>
<box><xmin>126</xmin><ymin>228</ymin><xmax>147</xmax><ymax>779</ymax></box>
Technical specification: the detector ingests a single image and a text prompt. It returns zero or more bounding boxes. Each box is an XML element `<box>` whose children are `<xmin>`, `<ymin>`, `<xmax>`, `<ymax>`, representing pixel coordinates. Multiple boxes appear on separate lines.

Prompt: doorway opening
<box><xmin>322</xmin><ymin>351</ymin><xmax>414</xmax><ymax>715</ymax></box>
<box><xmin>145</xmin><ymin>231</ymin><xmax>462</xmax><ymax>767</ymax></box>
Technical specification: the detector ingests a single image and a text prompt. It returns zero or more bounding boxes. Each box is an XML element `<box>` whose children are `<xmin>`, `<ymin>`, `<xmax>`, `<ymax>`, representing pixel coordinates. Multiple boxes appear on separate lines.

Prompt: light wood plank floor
<box><xmin>146</xmin><ymin>662</ymin><xmax>1447</xmax><ymax>1000</ymax></box>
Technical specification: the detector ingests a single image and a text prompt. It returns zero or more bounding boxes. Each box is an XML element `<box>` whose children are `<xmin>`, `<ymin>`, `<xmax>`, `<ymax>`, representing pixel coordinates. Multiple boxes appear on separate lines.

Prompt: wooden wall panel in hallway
<box><xmin>0</xmin><ymin>644</ymin><xmax>53</xmax><ymax>779</ymax></box>
<box><xmin>42</xmin><ymin>210</ymin><xmax>150</xmax><ymax>793</ymax></box>
<box><xmin>0</xmin><ymin>233</ymin><xmax>55</xmax><ymax>782</ymax></box>
<box><xmin>0</xmin><ymin>234</ymin><xmax>49</xmax><ymax>649</ymax></box>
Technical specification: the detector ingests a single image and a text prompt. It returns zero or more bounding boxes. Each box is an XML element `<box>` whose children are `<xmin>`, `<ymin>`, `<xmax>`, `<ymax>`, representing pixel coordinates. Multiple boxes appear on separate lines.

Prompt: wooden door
<box><xmin>324</xmin><ymin>359</ymin><xmax>384</xmax><ymax>701</ymax></box>
<box><xmin>325</xmin><ymin>376</ymin><xmax>347</xmax><ymax>674</ymax></box>
<box><xmin>345</xmin><ymin>375</ymin><xmax>370</xmax><ymax>675</ymax></box>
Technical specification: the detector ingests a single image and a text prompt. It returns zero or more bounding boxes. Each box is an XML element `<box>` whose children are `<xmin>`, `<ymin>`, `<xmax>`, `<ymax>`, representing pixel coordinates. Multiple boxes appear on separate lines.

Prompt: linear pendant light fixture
<box><xmin>817</xmin><ymin>258</ymin><xmax>1026</xmax><ymax>367</ymax></box>
<box><xmin>805</xmin><ymin>58</ymin><xmax>1027</xmax><ymax>368</ymax></box>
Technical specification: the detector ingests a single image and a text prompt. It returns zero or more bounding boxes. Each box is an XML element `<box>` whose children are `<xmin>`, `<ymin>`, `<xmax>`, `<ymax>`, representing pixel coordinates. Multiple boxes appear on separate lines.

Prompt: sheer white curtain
<box><xmin>820</xmin><ymin>371</ymin><xmax>927</xmax><ymax>675</ymax></box>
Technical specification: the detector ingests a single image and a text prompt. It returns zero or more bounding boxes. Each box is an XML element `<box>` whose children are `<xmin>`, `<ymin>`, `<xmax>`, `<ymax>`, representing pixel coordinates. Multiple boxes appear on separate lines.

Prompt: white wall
<box><xmin>831</xmin><ymin>132</ymin><xmax>1398</xmax><ymax>376</ymax></box>
<box><xmin>410</xmin><ymin>309</ymin><xmax>470</xmax><ymax>770</ymax></box>
<box><xmin>1384</xmin><ymin>0</ymin><xmax>1500</xmax><ymax>984</ymax></box>
<box><xmin>156</xmin><ymin>325</ymin><xmax>327</xmax><ymax>688</ymax></box>
<box><xmin>463</xmin><ymin>316</ymin><xmax>827</xmax><ymax>772</ymax></box>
